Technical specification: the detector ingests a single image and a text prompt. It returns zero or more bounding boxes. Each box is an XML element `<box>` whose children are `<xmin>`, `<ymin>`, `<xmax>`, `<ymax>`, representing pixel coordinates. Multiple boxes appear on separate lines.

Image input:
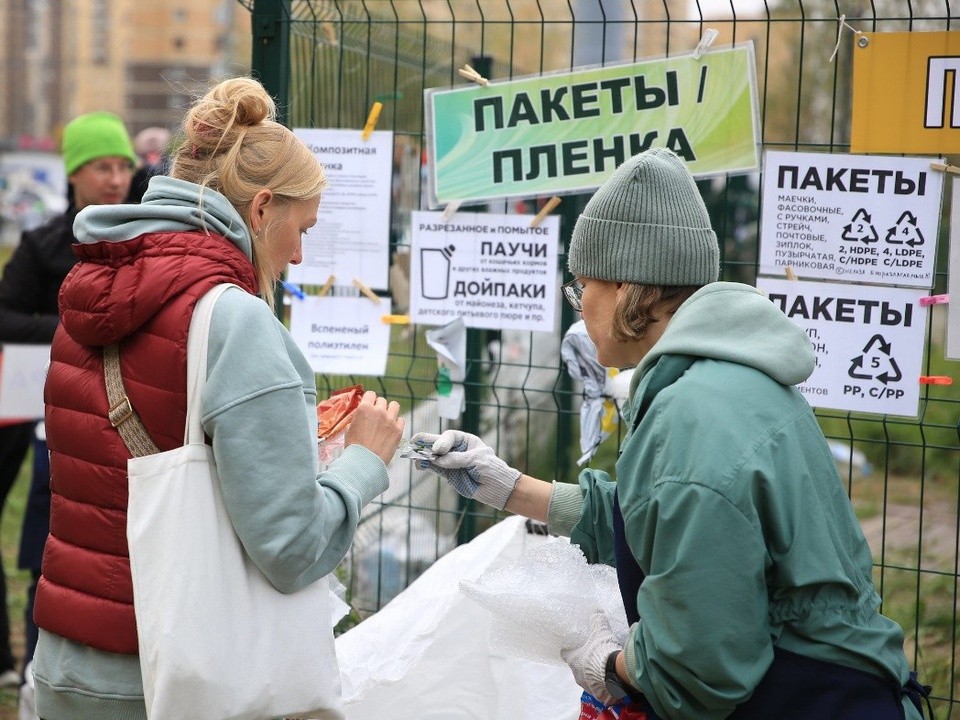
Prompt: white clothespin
<box><xmin>441</xmin><ymin>199</ymin><xmax>462</xmax><ymax>222</ymax></box>
<box><xmin>693</xmin><ymin>28</ymin><xmax>719</xmax><ymax>60</ymax></box>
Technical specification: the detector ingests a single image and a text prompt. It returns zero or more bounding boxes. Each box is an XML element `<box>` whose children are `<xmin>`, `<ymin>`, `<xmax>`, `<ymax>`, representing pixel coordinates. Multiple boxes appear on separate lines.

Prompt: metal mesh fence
<box><xmin>240</xmin><ymin>1</ymin><xmax>960</xmax><ymax>714</ymax></box>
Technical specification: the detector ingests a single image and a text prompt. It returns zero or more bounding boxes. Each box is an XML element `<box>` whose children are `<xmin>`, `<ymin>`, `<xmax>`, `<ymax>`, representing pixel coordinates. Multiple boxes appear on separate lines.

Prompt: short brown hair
<box><xmin>611</xmin><ymin>284</ymin><xmax>700</xmax><ymax>342</ymax></box>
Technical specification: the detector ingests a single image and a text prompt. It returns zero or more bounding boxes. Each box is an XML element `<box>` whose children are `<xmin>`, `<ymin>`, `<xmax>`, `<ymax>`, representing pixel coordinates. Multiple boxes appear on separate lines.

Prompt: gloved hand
<box><xmin>409</xmin><ymin>430</ymin><xmax>521</xmax><ymax>510</ymax></box>
<box><xmin>560</xmin><ymin>612</ymin><xmax>623</xmax><ymax>706</ymax></box>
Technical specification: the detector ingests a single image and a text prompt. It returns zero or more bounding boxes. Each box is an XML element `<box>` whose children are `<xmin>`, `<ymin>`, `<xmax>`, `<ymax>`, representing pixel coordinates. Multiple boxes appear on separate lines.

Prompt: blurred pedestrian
<box><xmin>0</xmin><ymin>110</ymin><xmax>137</xmax><ymax>684</ymax></box>
<box><xmin>128</xmin><ymin>126</ymin><xmax>172</xmax><ymax>202</ymax></box>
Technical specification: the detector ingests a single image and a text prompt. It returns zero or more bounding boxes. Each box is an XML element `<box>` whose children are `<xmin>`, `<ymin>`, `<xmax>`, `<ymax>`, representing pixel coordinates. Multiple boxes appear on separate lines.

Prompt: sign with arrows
<box><xmin>757</xmin><ymin>278</ymin><xmax>928</xmax><ymax>416</ymax></box>
<box><xmin>759</xmin><ymin>151</ymin><xmax>943</xmax><ymax>288</ymax></box>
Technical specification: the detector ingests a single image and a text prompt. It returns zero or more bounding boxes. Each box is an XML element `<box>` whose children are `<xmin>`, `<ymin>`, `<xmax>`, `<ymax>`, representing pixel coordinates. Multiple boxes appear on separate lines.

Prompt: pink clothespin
<box><xmin>918</xmin><ymin>294</ymin><xmax>949</xmax><ymax>307</ymax></box>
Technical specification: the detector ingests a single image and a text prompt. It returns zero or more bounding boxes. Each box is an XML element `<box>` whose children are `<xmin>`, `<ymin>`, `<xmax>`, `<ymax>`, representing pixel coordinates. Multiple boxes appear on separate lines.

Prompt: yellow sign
<box><xmin>852</xmin><ymin>31</ymin><xmax>960</xmax><ymax>154</ymax></box>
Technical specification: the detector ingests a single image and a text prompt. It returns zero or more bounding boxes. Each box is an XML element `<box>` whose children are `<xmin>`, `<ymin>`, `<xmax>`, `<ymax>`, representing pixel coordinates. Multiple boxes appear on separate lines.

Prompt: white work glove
<box><xmin>560</xmin><ymin>612</ymin><xmax>623</xmax><ymax>707</ymax></box>
<box><xmin>409</xmin><ymin>430</ymin><xmax>521</xmax><ymax>510</ymax></box>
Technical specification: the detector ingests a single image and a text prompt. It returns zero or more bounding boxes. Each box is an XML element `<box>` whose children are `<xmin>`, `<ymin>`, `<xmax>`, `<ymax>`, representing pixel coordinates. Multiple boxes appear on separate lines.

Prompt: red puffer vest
<box><xmin>36</xmin><ymin>230</ymin><xmax>258</xmax><ymax>654</ymax></box>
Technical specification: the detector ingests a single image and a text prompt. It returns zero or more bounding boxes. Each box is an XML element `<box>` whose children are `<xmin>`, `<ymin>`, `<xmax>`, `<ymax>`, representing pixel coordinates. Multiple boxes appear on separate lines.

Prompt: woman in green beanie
<box><xmin>411</xmin><ymin>148</ymin><xmax>929</xmax><ymax>720</ymax></box>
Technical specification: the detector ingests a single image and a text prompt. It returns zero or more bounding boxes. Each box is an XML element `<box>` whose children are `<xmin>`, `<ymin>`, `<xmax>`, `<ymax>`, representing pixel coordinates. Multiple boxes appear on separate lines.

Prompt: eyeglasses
<box><xmin>561</xmin><ymin>278</ymin><xmax>584</xmax><ymax>312</ymax></box>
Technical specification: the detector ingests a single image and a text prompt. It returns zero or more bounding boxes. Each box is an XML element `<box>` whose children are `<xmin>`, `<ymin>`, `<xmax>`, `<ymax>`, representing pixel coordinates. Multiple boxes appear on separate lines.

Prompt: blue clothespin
<box><xmin>281</xmin><ymin>280</ymin><xmax>305</xmax><ymax>300</ymax></box>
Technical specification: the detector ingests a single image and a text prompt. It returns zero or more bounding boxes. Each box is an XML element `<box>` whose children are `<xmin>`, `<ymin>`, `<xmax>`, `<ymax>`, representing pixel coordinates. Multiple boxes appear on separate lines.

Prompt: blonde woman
<box><xmin>35</xmin><ymin>77</ymin><xmax>403</xmax><ymax>719</ymax></box>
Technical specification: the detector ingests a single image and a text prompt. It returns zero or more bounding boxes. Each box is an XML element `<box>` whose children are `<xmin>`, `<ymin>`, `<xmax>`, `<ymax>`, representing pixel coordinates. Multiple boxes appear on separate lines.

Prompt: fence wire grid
<box><xmin>238</xmin><ymin>1</ymin><xmax>960</xmax><ymax>715</ymax></box>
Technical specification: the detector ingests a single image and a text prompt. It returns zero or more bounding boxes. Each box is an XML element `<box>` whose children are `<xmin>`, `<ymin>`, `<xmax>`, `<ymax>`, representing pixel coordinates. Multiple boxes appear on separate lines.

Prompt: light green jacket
<box><xmin>548</xmin><ymin>282</ymin><xmax>919</xmax><ymax>720</ymax></box>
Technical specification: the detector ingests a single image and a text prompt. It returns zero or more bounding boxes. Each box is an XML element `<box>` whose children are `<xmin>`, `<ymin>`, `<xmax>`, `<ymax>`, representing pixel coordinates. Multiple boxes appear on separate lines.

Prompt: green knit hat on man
<box><xmin>62</xmin><ymin>112</ymin><xmax>137</xmax><ymax>176</ymax></box>
<box><xmin>567</xmin><ymin>147</ymin><xmax>719</xmax><ymax>286</ymax></box>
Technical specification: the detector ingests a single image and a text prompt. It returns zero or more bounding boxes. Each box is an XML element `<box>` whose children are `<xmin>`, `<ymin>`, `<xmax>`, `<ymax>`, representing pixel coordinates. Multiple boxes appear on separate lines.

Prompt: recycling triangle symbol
<box><xmin>848</xmin><ymin>334</ymin><xmax>902</xmax><ymax>385</ymax></box>
<box><xmin>842</xmin><ymin>208</ymin><xmax>879</xmax><ymax>244</ymax></box>
<box><xmin>885</xmin><ymin>211</ymin><xmax>924</xmax><ymax>246</ymax></box>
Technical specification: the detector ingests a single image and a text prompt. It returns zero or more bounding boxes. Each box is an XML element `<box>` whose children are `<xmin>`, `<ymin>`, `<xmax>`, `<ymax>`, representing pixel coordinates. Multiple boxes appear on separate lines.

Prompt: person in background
<box><xmin>34</xmin><ymin>76</ymin><xmax>404</xmax><ymax>719</ymax></box>
<box><xmin>0</xmin><ymin>111</ymin><xmax>138</xmax><ymax>685</ymax></box>
<box><xmin>412</xmin><ymin>148</ymin><xmax>928</xmax><ymax>719</ymax></box>
<box><xmin>128</xmin><ymin>126</ymin><xmax>172</xmax><ymax>202</ymax></box>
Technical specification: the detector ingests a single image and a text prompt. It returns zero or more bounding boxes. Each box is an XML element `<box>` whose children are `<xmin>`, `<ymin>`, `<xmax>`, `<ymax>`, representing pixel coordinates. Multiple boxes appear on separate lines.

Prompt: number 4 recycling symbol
<box><xmin>848</xmin><ymin>334</ymin><xmax>902</xmax><ymax>385</ymax></box>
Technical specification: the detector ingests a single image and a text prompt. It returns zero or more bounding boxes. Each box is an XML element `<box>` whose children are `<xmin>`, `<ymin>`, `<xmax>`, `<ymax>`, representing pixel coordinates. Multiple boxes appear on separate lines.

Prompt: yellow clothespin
<box><xmin>362</xmin><ymin>102</ymin><xmax>382</xmax><ymax>141</ymax></box>
<box><xmin>530</xmin><ymin>196</ymin><xmax>561</xmax><ymax>228</ymax></box>
<box><xmin>785</xmin><ymin>266</ymin><xmax>798</xmax><ymax>281</ymax></box>
<box><xmin>318</xmin><ymin>275</ymin><xmax>336</xmax><ymax>297</ymax></box>
<box><xmin>457</xmin><ymin>64</ymin><xmax>489</xmax><ymax>87</ymax></box>
<box><xmin>352</xmin><ymin>278</ymin><xmax>381</xmax><ymax>303</ymax></box>
<box><xmin>381</xmin><ymin>314</ymin><xmax>410</xmax><ymax>325</ymax></box>
<box><xmin>930</xmin><ymin>162</ymin><xmax>960</xmax><ymax>175</ymax></box>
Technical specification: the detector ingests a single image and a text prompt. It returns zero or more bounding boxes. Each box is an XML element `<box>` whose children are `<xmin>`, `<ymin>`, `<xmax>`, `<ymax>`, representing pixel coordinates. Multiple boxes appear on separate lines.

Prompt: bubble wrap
<box><xmin>461</xmin><ymin>537</ymin><xmax>629</xmax><ymax>666</ymax></box>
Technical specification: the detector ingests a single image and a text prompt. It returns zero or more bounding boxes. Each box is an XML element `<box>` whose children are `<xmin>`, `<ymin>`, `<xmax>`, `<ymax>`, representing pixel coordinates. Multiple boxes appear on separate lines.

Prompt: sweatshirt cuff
<box><xmin>332</xmin><ymin>444</ymin><xmax>389</xmax><ymax>506</ymax></box>
<box><xmin>547</xmin><ymin>480</ymin><xmax>584</xmax><ymax>537</ymax></box>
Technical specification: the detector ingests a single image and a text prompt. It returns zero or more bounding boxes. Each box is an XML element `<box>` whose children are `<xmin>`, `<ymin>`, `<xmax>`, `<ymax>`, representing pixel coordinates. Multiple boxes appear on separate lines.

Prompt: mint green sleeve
<box><xmin>556</xmin><ymin>469</ymin><xmax>617</xmax><ymax>566</ymax></box>
<box><xmin>623</xmin><ymin>481</ymin><xmax>772</xmax><ymax>720</ymax></box>
<box><xmin>201</xmin><ymin>288</ymin><xmax>388</xmax><ymax>593</ymax></box>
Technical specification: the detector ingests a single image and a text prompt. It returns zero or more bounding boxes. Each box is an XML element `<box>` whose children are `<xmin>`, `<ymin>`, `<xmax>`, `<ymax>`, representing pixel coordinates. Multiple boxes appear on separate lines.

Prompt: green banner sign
<box><xmin>426</xmin><ymin>45</ymin><xmax>759</xmax><ymax>206</ymax></box>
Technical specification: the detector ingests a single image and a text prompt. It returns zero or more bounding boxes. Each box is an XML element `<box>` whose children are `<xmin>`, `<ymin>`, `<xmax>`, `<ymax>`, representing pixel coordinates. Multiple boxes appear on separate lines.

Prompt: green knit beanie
<box><xmin>62</xmin><ymin>112</ymin><xmax>137</xmax><ymax>176</ymax></box>
<box><xmin>568</xmin><ymin>147</ymin><xmax>719</xmax><ymax>286</ymax></box>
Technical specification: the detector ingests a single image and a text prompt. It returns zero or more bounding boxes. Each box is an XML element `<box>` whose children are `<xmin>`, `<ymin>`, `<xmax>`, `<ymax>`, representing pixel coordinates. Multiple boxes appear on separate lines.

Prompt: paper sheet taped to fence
<box><xmin>409</xmin><ymin>210</ymin><xmax>559</xmax><ymax>332</ymax></box>
<box><xmin>757</xmin><ymin>279</ymin><xmax>927</xmax><ymax>416</ymax></box>
<box><xmin>289</xmin><ymin>296</ymin><xmax>390</xmax><ymax>376</ymax></box>
<box><xmin>426</xmin><ymin>45</ymin><xmax>759</xmax><ymax>206</ymax></box>
<box><xmin>759</xmin><ymin>151</ymin><xmax>943</xmax><ymax>288</ymax></box>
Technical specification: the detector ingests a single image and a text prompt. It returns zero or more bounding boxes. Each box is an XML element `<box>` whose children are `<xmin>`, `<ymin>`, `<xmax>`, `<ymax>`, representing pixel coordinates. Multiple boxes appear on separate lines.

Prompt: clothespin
<box><xmin>318</xmin><ymin>275</ymin><xmax>336</xmax><ymax>297</ymax></box>
<box><xmin>919</xmin><ymin>294</ymin><xmax>949</xmax><ymax>307</ymax></box>
<box><xmin>693</xmin><ymin>28</ymin><xmax>719</xmax><ymax>60</ymax></box>
<box><xmin>280</xmin><ymin>280</ymin><xmax>305</xmax><ymax>300</ymax></box>
<box><xmin>457</xmin><ymin>64</ymin><xmax>489</xmax><ymax>87</ymax></box>
<box><xmin>321</xmin><ymin>22</ymin><xmax>339</xmax><ymax>47</ymax></box>
<box><xmin>930</xmin><ymin>162</ymin><xmax>960</xmax><ymax>175</ymax></box>
<box><xmin>530</xmin><ymin>196</ymin><xmax>561</xmax><ymax>228</ymax></box>
<box><xmin>362</xmin><ymin>102</ymin><xmax>382</xmax><ymax>141</ymax></box>
<box><xmin>441</xmin><ymin>199</ymin><xmax>462</xmax><ymax>222</ymax></box>
<box><xmin>830</xmin><ymin>14</ymin><xmax>867</xmax><ymax>63</ymax></box>
<box><xmin>919</xmin><ymin>376</ymin><xmax>953</xmax><ymax>386</ymax></box>
<box><xmin>352</xmin><ymin>278</ymin><xmax>381</xmax><ymax>304</ymax></box>
<box><xmin>785</xmin><ymin>266</ymin><xmax>798</xmax><ymax>281</ymax></box>
<box><xmin>381</xmin><ymin>314</ymin><xmax>410</xmax><ymax>325</ymax></box>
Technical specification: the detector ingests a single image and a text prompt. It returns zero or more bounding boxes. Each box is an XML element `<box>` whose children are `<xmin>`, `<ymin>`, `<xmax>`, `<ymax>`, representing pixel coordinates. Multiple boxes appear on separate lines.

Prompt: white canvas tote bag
<box><xmin>124</xmin><ymin>283</ymin><xmax>344</xmax><ymax>720</ymax></box>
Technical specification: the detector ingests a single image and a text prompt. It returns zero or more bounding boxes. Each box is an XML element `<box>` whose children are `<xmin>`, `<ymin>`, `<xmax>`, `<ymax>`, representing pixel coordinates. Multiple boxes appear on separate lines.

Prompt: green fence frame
<box><xmin>241</xmin><ymin>1</ymin><xmax>960</xmax><ymax>714</ymax></box>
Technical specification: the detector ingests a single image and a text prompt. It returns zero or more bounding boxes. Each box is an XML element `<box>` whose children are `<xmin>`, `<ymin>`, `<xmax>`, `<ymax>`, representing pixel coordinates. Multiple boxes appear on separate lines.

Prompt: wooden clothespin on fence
<box><xmin>930</xmin><ymin>162</ymin><xmax>960</xmax><ymax>175</ymax></box>
<box><xmin>441</xmin><ymin>199</ymin><xmax>462</xmax><ymax>222</ymax></box>
<box><xmin>530</xmin><ymin>196</ymin><xmax>561</xmax><ymax>228</ymax></box>
<box><xmin>352</xmin><ymin>278</ymin><xmax>381</xmax><ymax>304</ymax></box>
<box><xmin>317</xmin><ymin>275</ymin><xmax>336</xmax><ymax>297</ymax></box>
<box><xmin>457</xmin><ymin>64</ymin><xmax>489</xmax><ymax>87</ymax></box>
<box><xmin>692</xmin><ymin>28</ymin><xmax>719</xmax><ymax>60</ymax></box>
<box><xmin>784</xmin><ymin>266</ymin><xmax>798</xmax><ymax>281</ymax></box>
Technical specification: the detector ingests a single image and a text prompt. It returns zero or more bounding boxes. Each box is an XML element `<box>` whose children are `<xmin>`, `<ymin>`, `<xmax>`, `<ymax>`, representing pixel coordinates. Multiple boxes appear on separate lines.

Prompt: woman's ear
<box><xmin>249</xmin><ymin>188</ymin><xmax>273</xmax><ymax>235</ymax></box>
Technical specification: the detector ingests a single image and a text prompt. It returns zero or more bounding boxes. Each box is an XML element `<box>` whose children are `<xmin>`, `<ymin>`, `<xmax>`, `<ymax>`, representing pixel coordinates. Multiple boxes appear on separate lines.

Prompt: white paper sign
<box><xmin>757</xmin><ymin>279</ymin><xmax>927</xmax><ymax>417</ymax></box>
<box><xmin>409</xmin><ymin>211</ymin><xmax>559</xmax><ymax>332</ymax></box>
<box><xmin>947</xmin><ymin>178</ymin><xmax>960</xmax><ymax>360</ymax></box>
<box><xmin>0</xmin><ymin>344</ymin><xmax>50</xmax><ymax>419</ymax></box>
<box><xmin>289</xmin><ymin>129</ymin><xmax>394</xmax><ymax>290</ymax></box>
<box><xmin>759</xmin><ymin>151</ymin><xmax>943</xmax><ymax>288</ymax></box>
<box><xmin>289</xmin><ymin>296</ymin><xmax>390</xmax><ymax>376</ymax></box>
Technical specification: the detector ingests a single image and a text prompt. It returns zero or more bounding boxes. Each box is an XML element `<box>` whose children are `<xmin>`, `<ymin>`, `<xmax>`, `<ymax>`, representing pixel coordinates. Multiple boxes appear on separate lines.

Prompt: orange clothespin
<box><xmin>529</xmin><ymin>196</ymin><xmax>561</xmax><ymax>228</ymax></box>
<box><xmin>381</xmin><ymin>314</ymin><xmax>410</xmax><ymax>325</ymax></box>
<box><xmin>919</xmin><ymin>376</ymin><xmax>953</xmax><ymax>386</ymax></box>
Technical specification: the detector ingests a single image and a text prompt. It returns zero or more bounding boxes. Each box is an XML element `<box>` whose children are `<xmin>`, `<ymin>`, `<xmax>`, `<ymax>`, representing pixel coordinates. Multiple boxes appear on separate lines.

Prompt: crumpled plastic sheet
<box><xmin>461</xmin><ymin>534</ymin><xmax>629</xmax><ymax>666</ymax></box>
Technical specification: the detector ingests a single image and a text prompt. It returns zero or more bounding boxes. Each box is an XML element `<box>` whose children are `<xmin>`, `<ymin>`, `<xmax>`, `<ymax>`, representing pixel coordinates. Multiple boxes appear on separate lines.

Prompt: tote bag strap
<box><xmin>103</xmin><ymin>283</ymin><xmax>238</xmax><ymax>457</ymax></box>
<box><xmin>183</xmin><ymin>283</ymin><xmax>237</xmax><ymax>446</ymax></box>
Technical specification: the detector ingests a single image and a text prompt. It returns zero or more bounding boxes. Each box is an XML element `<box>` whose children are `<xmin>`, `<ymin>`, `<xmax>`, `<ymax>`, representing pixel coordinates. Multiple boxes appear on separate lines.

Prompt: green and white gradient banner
<box><xmin>426</xmin><ymin>44</ymin><xmax>759</xmax><ymax>207</ymax></box>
